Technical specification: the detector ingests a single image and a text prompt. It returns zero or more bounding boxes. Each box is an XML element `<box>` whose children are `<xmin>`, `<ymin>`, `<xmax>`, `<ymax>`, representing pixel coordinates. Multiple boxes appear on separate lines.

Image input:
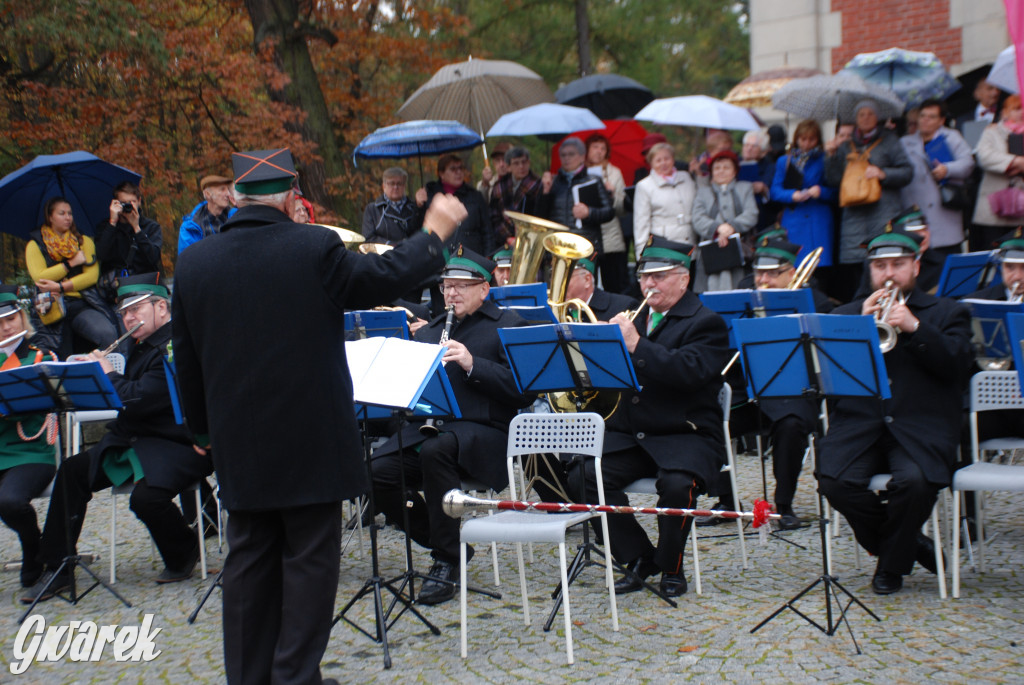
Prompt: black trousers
<box><xmin>222</xmin><ymin>503</ymin><xmax>342</xmax><ymax>685</ymax></box>
<box><xmin>370</xmin><ymin>432</ymin><xmax>465</xmax><ymax>564</ymax></box>
<box><xmin>0</xmin><ymin>462</ymin><xmax>55</xmax><ymax>562</ymax></box>
<box><xmin>567</xmin><ymin>446</ymin><xmax>701</xmax><ymax>575</ymax></box>
<box><xmin>37</xmin><ymin>450</ymin><xmax>197</xmax><ymax>571</ymax></box>
<box><xmin>818</xmin><ymin>434</ymin><xmax>939</xmax><ymax>575</ymax></box>
<box><xmin>771</xmin><ymin>415</ymin><xmax>813</xmax><ymax>509</ymax></box>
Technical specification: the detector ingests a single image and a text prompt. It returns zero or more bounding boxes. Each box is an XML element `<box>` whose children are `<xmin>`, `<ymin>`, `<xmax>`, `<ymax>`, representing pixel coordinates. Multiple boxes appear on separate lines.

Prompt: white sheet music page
<box><xmin>346</xmin><ymin>337</ymin><xmax>443</xmax><ymax>409</ymax></box>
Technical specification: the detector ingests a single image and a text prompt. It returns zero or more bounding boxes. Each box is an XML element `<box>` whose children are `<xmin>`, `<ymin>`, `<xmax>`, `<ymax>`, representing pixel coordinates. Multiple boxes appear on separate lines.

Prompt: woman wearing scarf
<box><xmin>973</xmin><ymin>95</ymin><xmax>1024</xmax><ymax>250</ymax></box>
<box><xmin>0</xmin><ymin>286</ymin><xmax>58</xmax><ymax>588</ymax></box>
<box><xmin>25</xmin><ymin>197</ymin><xmax>120</xmax><ymax>358</ymax></box>
<box><xmin>824</xmin><ymin>99</ymin><xmax>913</xmax><ymax>299</ymax></box>
<box><xmin>771</xmin><ymin>120</ymin><xmax>837</xmax><ymax>275</ymax></box>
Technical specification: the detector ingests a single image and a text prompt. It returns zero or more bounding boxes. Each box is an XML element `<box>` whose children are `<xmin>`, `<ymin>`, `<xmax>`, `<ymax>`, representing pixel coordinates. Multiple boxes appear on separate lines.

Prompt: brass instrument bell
<box><xmin>506</xmin><ymin>211</ymin><xmax>569</xmax><ymax>286</ymax></box>
<box><xmin>315</xmin><ymin>224</ymin><xmax>365</xmax><ymax>250</ymax></box>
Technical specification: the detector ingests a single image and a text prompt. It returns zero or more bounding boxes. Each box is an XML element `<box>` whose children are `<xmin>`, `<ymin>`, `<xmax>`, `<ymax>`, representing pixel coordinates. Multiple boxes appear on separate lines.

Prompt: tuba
<box><xmin>505</xmin><ymin>211</ymin><xmax>569</xmax><ymax>286</ymax></box>
<box><xmin>544</xmin><ymin>232</ymin><xmax>598</xmax><ymax>322</ymax></box>
<box><xmin>358</xmin><ymin>242</ymin><xmax>393</xmax><ymax>255</ymax></box>
<box><xmin>315</xmin><ymin>224</ymin><xmax>365</xmax><ymax>250</ymax></box>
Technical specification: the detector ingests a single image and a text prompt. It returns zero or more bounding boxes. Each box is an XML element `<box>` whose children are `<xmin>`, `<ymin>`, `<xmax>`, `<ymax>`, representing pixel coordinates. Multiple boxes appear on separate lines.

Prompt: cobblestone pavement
<box><xmin>2</xmin><ymin>450</ymin><xmax>1022</xmax><ymax>684</ymax></box>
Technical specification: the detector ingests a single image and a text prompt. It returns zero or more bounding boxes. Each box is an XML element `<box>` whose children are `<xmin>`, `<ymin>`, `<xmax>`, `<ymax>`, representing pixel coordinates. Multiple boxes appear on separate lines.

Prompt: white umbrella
<box><xmin>634</xmin><ymin>95</ymin><xmax>760</xmax><ymax>131</ymax></box>
<box><xmin>988</xmin><ymin>45</ymin><xmax>1020</xmax><ymax>94</ymax></box>
<box><xmin>486</xmin><ymin>103</ymin><xmax>604</xmax><ymax>137</ymax></box>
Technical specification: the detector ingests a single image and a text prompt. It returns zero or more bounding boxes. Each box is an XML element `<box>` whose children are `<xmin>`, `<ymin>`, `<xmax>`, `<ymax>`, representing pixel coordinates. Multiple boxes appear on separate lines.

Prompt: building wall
<box><xmin>749</xmin><ymin>0</ymin><xmax>1008</xmax><ymax>76</ymax></box>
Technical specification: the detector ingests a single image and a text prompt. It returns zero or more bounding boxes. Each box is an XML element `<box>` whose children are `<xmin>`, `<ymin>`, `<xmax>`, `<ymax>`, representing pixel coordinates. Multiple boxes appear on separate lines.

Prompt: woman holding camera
<box><xmin>26</xmin><ymin>197</ymin><xmax>120</xmax><ymax>358</ymax></box>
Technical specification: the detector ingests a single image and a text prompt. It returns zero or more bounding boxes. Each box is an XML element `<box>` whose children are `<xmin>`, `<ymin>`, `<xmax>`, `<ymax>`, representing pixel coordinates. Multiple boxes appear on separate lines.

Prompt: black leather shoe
<box><xmin>418</xmin><ymin>559</ymin><xmax>457</xmax><ymax>605</ymax></box>
<box><xmin>20</xmin><ymin>570</ymin><xmax>71</xmax><ymax>604</ymax></box>
<box><xmin>915</xmin><ymin>534</ymin><xmax>944</xmax><ymax>575</ymax></box>
<box><xmin>156</xmin><ymin>546</ymin><xmax>200</xmax><ymax>584</ymax></box>
<box><xmin>695</xmin><ymin>501</ymin><xmax>733</xmax><ymax>527</ymax></box>
<box><xmin>776</xmin><ymin>506</ymin><xmax>804</xmax><ymax>531</ymax></box>
<box><xmin>613</xmin><ymin>557</ymin><xmax>659</xmax><ymax>594</ymax></box>
<box><xmin>20</xmin><ymin>560</ymin><xmax>43</xmax><ymax>589</ymax></box>
<box><xmin>659</xmin><ymin>572</ymin><xmax>687</xmax><ymax>597</ymax></box>
<box><xmin>871</xmin><ymin>570</ymin><xmax>903</xmax><ymax>595</ymax></box>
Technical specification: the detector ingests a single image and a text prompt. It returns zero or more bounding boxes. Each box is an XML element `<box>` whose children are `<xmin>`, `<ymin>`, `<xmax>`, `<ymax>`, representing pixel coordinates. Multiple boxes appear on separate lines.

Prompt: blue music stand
<box><xmin>498</xmin><ymin>322</ymin><xmax>652</xmax><ymax>621</ymax></box>
<box><xmin>489</xmin><ymin>282</ymin><xmax>548</xmax><ymax>308</ymax></box>
<box><xmin>962</xmin><ymin>299</ymin><xmax>1024</xmax><ymax>368</ymax></box>
<box><xmin>344</xmin><ymin>310</ymin><xmax>409</xmax><ymax>341</ymax></box>
<box><xmin>9</xmin><ymin>361</ymin><xmax>130</xmax><ymax>620</ymax></box>
<box><xmin>937</xmin><ymin>251</ymin><xmax>1001</xmax><ymax>298</ymax></box>
<box><xmin>736</xmin><ymin>314</ymin><xmax>885</xmax><ymax>651</ymax></box>
<box><xmin>701</xmin><ymin>288</ymin><xmax>815</xmax><ymax>347</ymax></box>
<box><xmin>337</xmin><ymin>337</ymin><xmax>462</xmax><ymax>663</ymax></box>
<box><xmin>1007</xmin><ymin>313</ymin><xmax>1024</xmax><ymax>394</ymax></box>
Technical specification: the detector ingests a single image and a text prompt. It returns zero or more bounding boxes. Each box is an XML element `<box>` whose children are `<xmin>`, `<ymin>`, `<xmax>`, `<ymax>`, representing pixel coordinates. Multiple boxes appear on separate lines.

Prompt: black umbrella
<box><xmin>555</xmin><ymin>73</ymin><xmax>654</xmax><ymax>120</ymax></box>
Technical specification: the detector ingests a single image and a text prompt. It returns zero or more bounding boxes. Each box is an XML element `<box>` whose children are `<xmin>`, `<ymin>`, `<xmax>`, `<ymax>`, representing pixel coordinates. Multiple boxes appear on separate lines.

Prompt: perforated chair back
<box><xmin>970</xmin><ymin>371</ymin><xmax>1024</xmax><ymax>413</ymax></box>
<box><xmin>507</xmin><ymin>412</ymin><xmax>604</xmax><ymax>466</ymax></box>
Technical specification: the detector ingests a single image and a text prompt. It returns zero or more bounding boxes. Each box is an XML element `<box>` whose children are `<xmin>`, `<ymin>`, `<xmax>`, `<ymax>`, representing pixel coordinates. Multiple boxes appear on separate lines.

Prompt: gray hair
<box><xmin>504</xmin><ymin>146</ymin><xmax>529</xmax><ymax>164</ymax></box>
<box><xmin>382</xmin><ymin>167</ymin><xmax>408</xmax><ymax>182</ymax></box>
<box><xmin>560</xmin><ymin>137</ymin><xmax>586</xmax><ymax>156</ymax></box>
<box><xmin>742</xmin><ymin>130</ymin><xmax>768</xmax><ymax>150</ymax></box>
<box><xmin>233</xmin><ymin>189</ymin><xmax>291</xmax><ymax>209</ymax></box>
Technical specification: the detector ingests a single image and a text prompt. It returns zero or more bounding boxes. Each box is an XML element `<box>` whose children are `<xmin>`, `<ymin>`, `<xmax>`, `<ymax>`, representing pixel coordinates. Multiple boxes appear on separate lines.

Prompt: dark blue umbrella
<box><xmin>0</xmin><ymin>151</ymin><xmax>142</xmax><ymax>239</ymax></box>
<box><xmin>353</xmin><ymin>120</ymin><xmax>483</xmax><ymax>162</ymax></box>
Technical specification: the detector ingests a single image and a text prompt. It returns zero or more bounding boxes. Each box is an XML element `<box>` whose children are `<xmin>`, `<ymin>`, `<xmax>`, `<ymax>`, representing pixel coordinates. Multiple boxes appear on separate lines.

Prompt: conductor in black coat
<box><xmin>172</xmin><ymin>148</ymin><xmax>465</xmax><ymax>685</ymax></box>
<box><xmin>24</xmin><ymin>273</ymin><xmax>212</xmax><ymax>604</ymax></box>
<box><xmin>818</xmin><ymin>226</ymin><xmax>972</xmax><ymax>595</ymax></box>
<box><xmin>568</xmin><ymin>236</ymin><xmax>732</xmax><ymax>599</ymax></box>
<box><xmin>564</xmin><ymin>257</ymin><xmax>639</xmax><ymax>321</ymax></box>
<box><xmin>371</xmin><ymin>247</ymin><xmax>531</xmax><ymax>605</ymax></box>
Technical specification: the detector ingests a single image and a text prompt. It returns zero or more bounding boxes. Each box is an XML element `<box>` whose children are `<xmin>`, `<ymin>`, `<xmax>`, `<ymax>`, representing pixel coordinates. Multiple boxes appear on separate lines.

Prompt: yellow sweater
<box><xmin>25</xmin><ymin>234</ymin><xmax>100</xmax><ymax>298</ymax></box>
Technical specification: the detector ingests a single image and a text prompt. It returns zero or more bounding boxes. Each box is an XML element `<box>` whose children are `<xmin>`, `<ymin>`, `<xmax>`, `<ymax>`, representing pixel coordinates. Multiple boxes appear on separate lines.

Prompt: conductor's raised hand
<box><xmin>423</xmin><ymin>193</ymin><xmax>468</xmax><ymax>243</ymax></box>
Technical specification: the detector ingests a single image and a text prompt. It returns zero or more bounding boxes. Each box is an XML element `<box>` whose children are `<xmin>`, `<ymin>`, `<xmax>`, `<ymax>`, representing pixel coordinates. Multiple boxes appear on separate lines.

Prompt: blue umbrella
<box><xmin>842</xmin><ymin>48</ymin><xmax>961</xmax><ymax>110</ymax></box>
<box><xmin>486</xmin><ymin>103</ymin><xmax>603</xmax><ymax>137</ymax></box>
<box><xmin>353</xmin><ymin>120</ymin><xmax>483</xmax><ymax>162</ymax></box>
<box><xmin>0</xmin><ymin>151</ymin><xmax>142</xmax><ymax>239</ymax></box>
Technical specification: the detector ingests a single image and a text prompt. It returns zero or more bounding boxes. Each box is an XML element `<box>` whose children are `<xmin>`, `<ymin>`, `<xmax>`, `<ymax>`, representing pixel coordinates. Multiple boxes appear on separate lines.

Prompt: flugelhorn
<box><xmin>874</xmin><ymin>280</ymin><xmax>904</xmax><ymax>353</ymax></box>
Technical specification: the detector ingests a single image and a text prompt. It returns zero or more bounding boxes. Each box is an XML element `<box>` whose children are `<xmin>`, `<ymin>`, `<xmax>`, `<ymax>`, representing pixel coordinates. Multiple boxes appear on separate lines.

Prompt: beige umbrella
<box><xmin>397</xmin><ymin>58</ymin><xmax>555</xmax><ymax>141</ymax></box>
<box><xmin>724</xmin><ymin>67</ymin><xmax>823</xmax><ymax>109</ymax></box>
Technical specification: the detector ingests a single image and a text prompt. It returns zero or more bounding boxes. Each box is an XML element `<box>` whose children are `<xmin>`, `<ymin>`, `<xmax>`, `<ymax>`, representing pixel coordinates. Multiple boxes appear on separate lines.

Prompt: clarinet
<box><xmin>421</xmin><ymin>305</ymin><xmax>456</xmax><ymax>436</ymax></box>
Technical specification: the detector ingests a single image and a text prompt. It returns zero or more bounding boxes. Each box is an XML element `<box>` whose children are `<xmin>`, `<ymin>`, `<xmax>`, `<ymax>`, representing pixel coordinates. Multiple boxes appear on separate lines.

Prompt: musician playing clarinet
<box><xmin>23</xmin><ymin>273</ymin><xmax>213</xmax><ymax>603</ymax></box>
<box><xmin>371</xmin><ymin>246</ymin><xmax>531</xmax><ymax>606</ymax></box>
<box><xmin>569</xmin><ymin>235</ymin><xmax>731</xmax><ymax>598</ymax></box>
<box><xmin>818</xmin><ymin>220</ymin><xmax>972</xmax><ymax>595</ymax></box>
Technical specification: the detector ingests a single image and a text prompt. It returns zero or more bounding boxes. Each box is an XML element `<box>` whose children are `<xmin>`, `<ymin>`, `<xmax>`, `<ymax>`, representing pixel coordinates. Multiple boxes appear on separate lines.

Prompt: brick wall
<box><xmin>830</xmin><ymin>0</ymin><xmax>962</xmax><ymax>72</ymax></box>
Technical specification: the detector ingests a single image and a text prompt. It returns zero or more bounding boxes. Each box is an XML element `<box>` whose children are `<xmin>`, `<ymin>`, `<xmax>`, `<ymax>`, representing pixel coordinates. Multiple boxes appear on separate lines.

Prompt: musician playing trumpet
<box><xmin>818</xmin><ymin>219</ymin><xmax>972</xmax><ymax>595</ymax></box>
<box><xmin>568</xmin><ymin>236</ymin><xmax>731</xmax><ymax>598</ymax></box>
<box><xmin>371</xmin><ymin>246</ymin><xmax>532</xmax><ymax>605</ymax></box>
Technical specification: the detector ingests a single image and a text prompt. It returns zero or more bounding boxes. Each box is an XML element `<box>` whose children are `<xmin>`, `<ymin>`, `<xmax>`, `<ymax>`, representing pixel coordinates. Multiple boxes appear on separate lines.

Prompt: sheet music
<box><xmin>346</xmin><ymin>337</ymin><xmax>443</xmax><ymax>410</ymax></box>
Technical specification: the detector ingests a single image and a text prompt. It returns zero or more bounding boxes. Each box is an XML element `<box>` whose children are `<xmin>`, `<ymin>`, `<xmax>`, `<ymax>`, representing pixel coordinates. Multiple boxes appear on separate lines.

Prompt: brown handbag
<box><xmin>839</xmin><ymin>139</ymin><xmax>882</xmax><ymax>207</ymax></box>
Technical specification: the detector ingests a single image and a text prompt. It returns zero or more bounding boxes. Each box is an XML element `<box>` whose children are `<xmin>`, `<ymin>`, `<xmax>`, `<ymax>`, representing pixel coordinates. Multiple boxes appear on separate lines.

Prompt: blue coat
<box><xmin>771</xmin><ymin>151</ymin><xmax>836</xmax><ymax>267</ymax></box>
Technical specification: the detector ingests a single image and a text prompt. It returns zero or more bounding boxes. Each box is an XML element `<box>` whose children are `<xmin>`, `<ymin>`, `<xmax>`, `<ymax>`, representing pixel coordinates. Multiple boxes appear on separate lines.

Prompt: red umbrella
<box><xmin>550</xmin><ymin>119</ymin><xmax>649</xmax><ymax>184</ymax></box>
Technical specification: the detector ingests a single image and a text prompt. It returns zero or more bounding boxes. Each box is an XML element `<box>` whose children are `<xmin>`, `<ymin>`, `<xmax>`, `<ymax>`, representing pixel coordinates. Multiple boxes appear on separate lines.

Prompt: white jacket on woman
<box><xmin>632</xmin><ymin>170</ymin><xmax>698</xmax><ymax>254</ymax></box>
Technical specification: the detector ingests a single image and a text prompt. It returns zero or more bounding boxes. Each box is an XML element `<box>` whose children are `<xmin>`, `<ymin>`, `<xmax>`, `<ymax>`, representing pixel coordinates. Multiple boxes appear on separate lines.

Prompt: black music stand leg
<box><xmin>750</xmin><ymin>488</ymin><xmax>879</xmax><ymax>653</ymax></box>
<box><xmin>333</xmin><ymin>412</ymin><xmax>439</xmax><ymax>669</ymax></box>
<box><xmin>187</xmin><ymin>569</ymin><xmax>224</xmax><ymax>624</ymax></box>
<box><xmin>20</xmin><ymin>409</ymin><xmax>133</xmax><ymax>623</ymax></box>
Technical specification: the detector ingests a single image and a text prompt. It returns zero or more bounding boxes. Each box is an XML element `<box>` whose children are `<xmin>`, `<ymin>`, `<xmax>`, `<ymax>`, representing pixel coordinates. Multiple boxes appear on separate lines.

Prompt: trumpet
<box><xmin>874</xmin><ymin>280</ymin><xmax>905</xmax><ymax>353</ymax></box>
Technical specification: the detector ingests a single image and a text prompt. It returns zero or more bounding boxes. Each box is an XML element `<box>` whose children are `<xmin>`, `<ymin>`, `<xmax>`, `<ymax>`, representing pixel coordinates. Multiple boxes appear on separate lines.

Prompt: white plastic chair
<box><xmin>622</xmin><ymin>384</ymin><xmax>742</xmax><ymax>596</ymax></box>
<box><xmin>952</xmin><ymin>370</ymin><xmax>1024</xmax><ymax>598</ymax></box>
<box><xmin>458</xmin><ymin>413</ymin><xmax>616</xmax><ymax>665</ymax></box>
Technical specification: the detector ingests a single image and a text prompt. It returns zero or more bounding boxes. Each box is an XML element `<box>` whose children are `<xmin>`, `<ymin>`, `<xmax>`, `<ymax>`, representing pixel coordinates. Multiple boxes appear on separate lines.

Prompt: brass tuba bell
<box><xmin>505</xmin><ymin>211</ymin><xmax>569</xmax><ymax>286</ymax></box>
<box><xmin>315</xmin><ymin>224</ymin><xmax>365</xmax><ymax>251</ymax></box>
<box><xmin>358</xmin><ymin>242</ymin><xmax>393</xmax><ymax>255</ymax></box>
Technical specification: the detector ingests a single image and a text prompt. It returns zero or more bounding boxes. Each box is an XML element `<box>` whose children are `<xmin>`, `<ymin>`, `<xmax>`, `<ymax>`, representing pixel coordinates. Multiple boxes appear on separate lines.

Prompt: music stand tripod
<box><xmin>498</xmin><ymin>322</ymin><xmax>678</xmax><ymax>629</ymax></box>
<box><xmin>733</xmin><ymin>314</ymin><xmax>886</xmax><ymax>652</ymax></box>
<box><xmin>6</xmin><ymin>361</ymin><xmax>133</xmax><ymax>622</ymax></box>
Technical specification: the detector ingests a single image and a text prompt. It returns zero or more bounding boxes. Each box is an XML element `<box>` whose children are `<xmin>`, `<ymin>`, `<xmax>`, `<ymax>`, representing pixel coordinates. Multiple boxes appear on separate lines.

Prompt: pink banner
<box><xmin>1007</xmin><ymin>0</ymin><xmax>1024</xmax><ymax>94</ymax></box>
